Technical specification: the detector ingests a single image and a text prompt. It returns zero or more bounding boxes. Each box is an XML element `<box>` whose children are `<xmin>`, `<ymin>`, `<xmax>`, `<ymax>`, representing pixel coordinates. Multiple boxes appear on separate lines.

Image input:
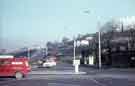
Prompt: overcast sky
<box><xmin>0</xmin><ymin>0</ymin><xmax>135</xmax><ymax>49</ymax></box>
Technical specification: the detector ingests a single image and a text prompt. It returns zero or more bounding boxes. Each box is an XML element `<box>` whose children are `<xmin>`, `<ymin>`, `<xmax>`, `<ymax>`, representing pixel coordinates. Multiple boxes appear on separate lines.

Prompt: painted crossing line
<box><xmin>48</xmin><ymin>83</ymin><xmax>80</xmax><ymax>86</ymax></box>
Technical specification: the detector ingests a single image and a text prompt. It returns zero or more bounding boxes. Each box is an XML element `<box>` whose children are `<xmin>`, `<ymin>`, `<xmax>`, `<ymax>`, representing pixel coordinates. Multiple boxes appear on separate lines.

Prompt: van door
<box><xmin>0</xmin><ymin>59</ymin><xmax>11</xmax><ymax>76</ymax></box>
<box><xmin>0</xmin><ymin>60</ymin><xmax>6</xmax><ymax>76</ymax></box>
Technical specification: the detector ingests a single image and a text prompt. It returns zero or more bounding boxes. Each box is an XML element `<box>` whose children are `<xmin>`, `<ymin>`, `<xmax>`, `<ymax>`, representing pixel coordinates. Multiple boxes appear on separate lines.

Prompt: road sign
<box><xmin>73</xmin><ymin>60</ymin><xmax>80</xmax><ymax>73</ymax></box>
<box><xmin>73</xmin><ymin>60</ymin><xmax>80</xmax><ymax>65</ymax></box>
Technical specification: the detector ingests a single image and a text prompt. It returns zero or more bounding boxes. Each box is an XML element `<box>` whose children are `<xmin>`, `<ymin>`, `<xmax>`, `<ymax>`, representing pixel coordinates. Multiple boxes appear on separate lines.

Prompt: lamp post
<box><xmin>73</xmin><ymin>38</ymin><xmax>76</xmax><ymax>61</ymax></box>
<box><xmin>98</xmin><ymin>25</ymin><xmax>102</xmax><ymax>68</ymax></box>
<box><xmin>27</xmin><ymin>47</ymin><xmax>30</xmax><ymax>59</ymax></box>
<box><xmin>45</xmin><ymin>44</ymin><xmax>48</xmax><ymax>56</ymax></box>
<box><xmin>83</xmin><ymin>10</ymin><xmax>102</xmax><ymax>68</ymax></box>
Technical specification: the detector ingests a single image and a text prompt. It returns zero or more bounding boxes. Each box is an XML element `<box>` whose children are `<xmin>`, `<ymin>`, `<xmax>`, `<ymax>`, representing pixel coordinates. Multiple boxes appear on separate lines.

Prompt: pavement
<box><xmin>30</xmin><ymin>70</ymin><xmax>86</xmax><ymax>75</ymax></box>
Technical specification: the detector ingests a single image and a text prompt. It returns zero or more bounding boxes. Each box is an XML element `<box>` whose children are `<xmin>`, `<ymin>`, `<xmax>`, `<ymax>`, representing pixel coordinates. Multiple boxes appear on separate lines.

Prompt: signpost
<box><xmin>73</xmin><ymin>38</ymin><xmax>81</xmax><ymax>73</ymax></box>
<box><xmin>73</xmin><ymin>59</ymin><xmax>80</xmax><ymax>73</ymax></box>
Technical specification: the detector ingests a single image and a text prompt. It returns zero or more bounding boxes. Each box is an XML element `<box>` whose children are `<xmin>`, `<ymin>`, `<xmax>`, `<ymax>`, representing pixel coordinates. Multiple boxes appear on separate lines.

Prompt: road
<box><xmin>0</xmin><ymin>61</ymin><xmax>135</xmax><ymax>86</ymax></box>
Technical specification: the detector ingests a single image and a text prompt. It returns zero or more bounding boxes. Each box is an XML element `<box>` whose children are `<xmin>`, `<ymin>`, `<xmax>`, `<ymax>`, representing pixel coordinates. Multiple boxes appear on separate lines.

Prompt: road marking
<box><xmin>30</xmin><ymin>70</ymin><xmax>86</xmax><ymax>75</ymax></box>
<box><xmin>48</xmin><ymin>83</ymin><xmax>80</xmax><ymax>86</ymax></box>
<box><xmin>90</xmin><ymin>78</ymin><xmax>107</xmax><ymax>86</ymax></box>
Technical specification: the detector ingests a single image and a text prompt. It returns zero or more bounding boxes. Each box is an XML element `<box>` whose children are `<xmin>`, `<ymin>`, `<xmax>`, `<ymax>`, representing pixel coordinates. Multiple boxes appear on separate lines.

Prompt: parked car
<box><xmin>42</xmin><ymin>59</ymin><xmax>57</xmax><ymax>67</ymax></box>
<box><xmin>37</xmin><ymin>56</ymin><xmax>57</xmax><ymax>68</ymax></box>
<box><xmin>0</xmin><ymin>55</ymin><xmax>31</xmax><ymax>79</ymax></box>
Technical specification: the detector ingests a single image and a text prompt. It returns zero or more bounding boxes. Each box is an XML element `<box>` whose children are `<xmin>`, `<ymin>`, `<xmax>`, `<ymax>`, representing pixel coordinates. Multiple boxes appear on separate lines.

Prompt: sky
<box><xmin>0</xmin><ymin>0</ymin><xmax>135</xmax><ymax>50</ymax></box>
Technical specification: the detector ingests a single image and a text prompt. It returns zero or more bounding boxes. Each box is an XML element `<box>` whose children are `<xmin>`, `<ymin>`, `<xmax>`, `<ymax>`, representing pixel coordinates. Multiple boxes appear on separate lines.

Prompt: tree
<box><xmin>62</xmin><ymin>37</ymin><xmax>70</xmax><ymax>44</ymax></box>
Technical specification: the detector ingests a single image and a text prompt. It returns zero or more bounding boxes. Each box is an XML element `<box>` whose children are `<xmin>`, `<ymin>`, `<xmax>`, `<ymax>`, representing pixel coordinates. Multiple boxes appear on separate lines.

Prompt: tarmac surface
<box><xmin>0</xmin><ymin>62</ymin><xmax>135</xmax><ymax>86</ymax></box>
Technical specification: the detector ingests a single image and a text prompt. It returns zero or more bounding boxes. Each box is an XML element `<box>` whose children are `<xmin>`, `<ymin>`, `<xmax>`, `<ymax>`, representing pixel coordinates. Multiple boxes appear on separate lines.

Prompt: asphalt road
<box><xmin>0</xmin><ymin>61</ymin><xmax>135</xmax><ymax>86</ymax></box>
<box><xmin>0</xmin><ymin>76</ymin><xmax>135</xmax><ymax>86</ymax></box>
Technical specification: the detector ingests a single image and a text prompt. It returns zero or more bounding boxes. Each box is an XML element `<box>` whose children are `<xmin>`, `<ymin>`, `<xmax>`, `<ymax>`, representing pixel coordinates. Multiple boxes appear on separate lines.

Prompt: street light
<box><xmin>27</xmin><ymin>47</ymin><xmax>30</xmax><ymax>59</ymax></box>
<box><xmin>73</xmin><ymin>36</ymin><xmax>76</xmax><ymax>61</ymax></box>
<box><xmin>83</xmin><ymin>10</ymin><xmax>102</xmax><ymax>68</ymax></box>
<box><xmin>98</xmin><ymin>22</ymin><xmax>102</xmax><ymax>69</ymax></box>
<box><xmin>45</xmin><ymin>44</ymin><xmax>48</xmax><ymax>56</ymax></box>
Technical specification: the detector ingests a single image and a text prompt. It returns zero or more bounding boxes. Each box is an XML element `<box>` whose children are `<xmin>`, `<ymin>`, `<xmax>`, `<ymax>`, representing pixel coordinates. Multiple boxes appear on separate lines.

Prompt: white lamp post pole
<box><xmin>46</xmin><ymin>45</ymin><xmax>48</xmax><ymax>56</ymax></box>
<box><xmin>73</xmin><ymin>38</ymin><xmax>76</xmax><ymax>61</ymax></box>
<box><xmin>83</xmin><ymin>10</ymin><xmax>102</xmax><ymax>68</ymax></box>
<box><xmin>98</xmin><ymin>22</ymin><xmax>102</xmax><ymax>69</ymax></box>
<box><xmin>27</xmin><ymin>48</ymin><xmax>30</xmax><ymax>59</ymax></box>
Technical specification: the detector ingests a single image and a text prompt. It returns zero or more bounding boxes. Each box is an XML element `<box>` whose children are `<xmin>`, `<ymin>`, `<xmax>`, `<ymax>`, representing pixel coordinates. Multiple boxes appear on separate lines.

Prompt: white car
<box><xmin>42</xmin><ymin>59</ymin><xmax>56</xmax><ymax>67</ymax></box>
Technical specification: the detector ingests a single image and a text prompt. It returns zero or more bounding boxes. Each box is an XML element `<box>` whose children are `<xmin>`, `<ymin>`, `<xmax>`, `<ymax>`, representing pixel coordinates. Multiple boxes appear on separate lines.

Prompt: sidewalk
<box><xmin>81</xmin><ymin>64</ymin><xmax>135</xmax><ymax>75</ymax></box>
<box><xmin>30</xmin><ymin>70</ymin><xmax>86</xmax><ymax>75</ymax></box>
<box><xmin>29</xmin><ymin>70</ymin><xmax>135</xmax><ymax>80</ymax></box>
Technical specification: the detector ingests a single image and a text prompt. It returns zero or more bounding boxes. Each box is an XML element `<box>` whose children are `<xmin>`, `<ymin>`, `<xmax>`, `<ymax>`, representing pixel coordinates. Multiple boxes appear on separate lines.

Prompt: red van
<box><xmin>0</xmin><ymin>55</ymin><xmax>31</xmax><ymax>79</ymax></box>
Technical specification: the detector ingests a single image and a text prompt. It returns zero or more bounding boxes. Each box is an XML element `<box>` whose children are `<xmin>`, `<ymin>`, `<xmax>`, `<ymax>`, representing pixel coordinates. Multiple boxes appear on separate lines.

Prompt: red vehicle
<box><xmin>0</xmin><ymin>55</ymin><xmax>31</xmax><ymax>79</ymax></box>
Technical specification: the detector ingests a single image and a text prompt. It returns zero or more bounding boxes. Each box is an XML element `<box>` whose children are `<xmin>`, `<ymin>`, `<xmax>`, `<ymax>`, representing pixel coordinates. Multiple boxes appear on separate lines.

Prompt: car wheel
<box><xmin>15</xmin><ymin>72</ymin><xmax>23</xmax><ymax>80</ymax></box>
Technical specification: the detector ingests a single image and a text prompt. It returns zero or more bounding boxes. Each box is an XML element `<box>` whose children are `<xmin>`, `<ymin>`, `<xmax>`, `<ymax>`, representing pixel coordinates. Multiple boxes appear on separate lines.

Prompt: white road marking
<box><xmin>48</xmin><ymin>83</ymin><xmax>80</xmax><ymax>86</ymax></box>
<box><xmin>90</xmin><ymin>78</ymin><xmax>107</xmax><ymax>86</ymax></box>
